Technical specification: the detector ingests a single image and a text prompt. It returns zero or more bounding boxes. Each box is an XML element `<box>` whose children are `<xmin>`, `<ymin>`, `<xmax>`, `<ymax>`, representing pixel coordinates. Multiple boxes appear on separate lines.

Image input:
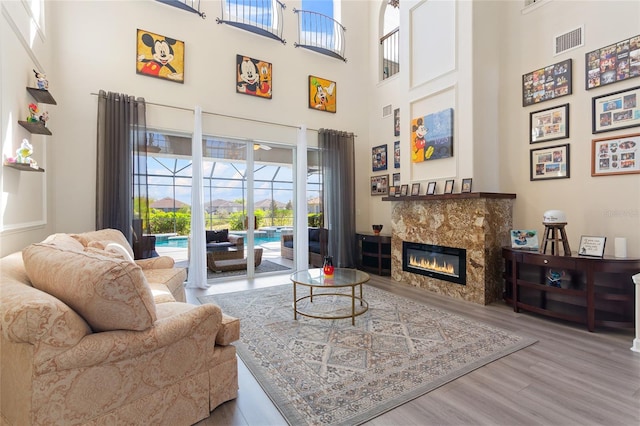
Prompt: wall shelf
<box><xmin>4</xmin><ymin>162</ymin><xmax>44</xmax><ymax>172</ymax></box>
<box><xmin>26</xmin><ymin>87</ymin><xmax>57</xmax><ymax>104</ymax></box>
<box><xmin>382</xmin><ymin>192</ymin><xmax>516</xmax><ymax>202</ymax></box>
<box><xmin>18</xmin><ymin>120</ymin><xmax>52</xmax><ymax>135</ymax></box>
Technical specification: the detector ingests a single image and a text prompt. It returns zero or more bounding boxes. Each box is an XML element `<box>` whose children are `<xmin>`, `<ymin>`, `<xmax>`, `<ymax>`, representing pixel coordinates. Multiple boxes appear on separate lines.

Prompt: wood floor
<box><xmin>188</xmin><ymin>272</ymin><xmax>640</xmax><ymax>426</ymax></box>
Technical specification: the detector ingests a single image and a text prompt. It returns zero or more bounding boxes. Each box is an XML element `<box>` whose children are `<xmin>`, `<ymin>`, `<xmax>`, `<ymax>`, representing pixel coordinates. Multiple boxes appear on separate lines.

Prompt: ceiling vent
<box><xmin>554</xmin><ymin>26</ymin><xmax>584</xmax><ymax>56</ymax></box>
<box><xmin>382</xmin><ymin>104</ymin><xmax>393</xmax><ymax>118</ymax></box>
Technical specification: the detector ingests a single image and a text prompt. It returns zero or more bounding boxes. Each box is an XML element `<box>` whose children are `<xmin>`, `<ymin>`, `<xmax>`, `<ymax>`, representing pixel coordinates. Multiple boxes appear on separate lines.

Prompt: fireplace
<box><xmin>402</xmin><ymin>242</ymin><xmax>466</xmax><ymax>285</ymax></box>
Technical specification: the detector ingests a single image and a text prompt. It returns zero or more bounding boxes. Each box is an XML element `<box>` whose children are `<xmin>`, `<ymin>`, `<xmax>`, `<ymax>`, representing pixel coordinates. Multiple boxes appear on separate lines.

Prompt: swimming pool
<box><xmin>154</xmin><ymin>233</ymin><xmax>281</xmax><ymax>248</ymax></box>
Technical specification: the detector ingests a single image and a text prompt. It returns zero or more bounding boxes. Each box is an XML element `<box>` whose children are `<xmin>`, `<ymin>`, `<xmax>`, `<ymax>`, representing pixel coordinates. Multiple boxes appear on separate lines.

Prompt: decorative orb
<box><xmin>543</xmin><ymin>210</ymin><xmax>567</xmax><ymax>224</ymax></box>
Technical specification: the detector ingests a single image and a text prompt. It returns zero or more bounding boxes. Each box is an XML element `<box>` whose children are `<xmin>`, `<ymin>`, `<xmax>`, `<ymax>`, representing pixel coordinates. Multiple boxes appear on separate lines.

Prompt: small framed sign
<box><xmin>411</xmin><ymin>183</ymin><xmax>421</xmax><ymax>196</ymax></box>
<box><xmin>444</xmin><ymin>179</ymin><xmax>454</xmax><ymax>194</ymax></box>
<box><xmin>400</xmin><ymin>184</ymin><xmax>409</xmax><ymax>196</ymax></box>
<box><xmin>426</xmin><ymin>181</ymin><xmax>437</xmax><ymax>195</ymax></box>
<box><xmin>578</xmin><ymin>236</ymin><xmax>606</xmax><ymax>257</ymax></box>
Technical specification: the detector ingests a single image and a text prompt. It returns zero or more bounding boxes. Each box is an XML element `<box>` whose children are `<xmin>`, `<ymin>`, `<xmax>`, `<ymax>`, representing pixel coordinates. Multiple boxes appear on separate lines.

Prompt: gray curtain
<box><xmin>319</xmin><ymin>129</ymin><xmax>356</xmax><ymax>268</ymax></box>
<box><xmin>96</xmin><ymin>90</ymin><xmax>148</xmax><ymax>250</ymax></box>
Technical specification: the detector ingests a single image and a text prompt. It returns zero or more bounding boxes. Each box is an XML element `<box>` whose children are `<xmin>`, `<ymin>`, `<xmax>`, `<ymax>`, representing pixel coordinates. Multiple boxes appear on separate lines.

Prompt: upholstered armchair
<box><xmin>280</xmin><ymin>227</ymin><xmax>328</xmax><ymax>267</ymax></box>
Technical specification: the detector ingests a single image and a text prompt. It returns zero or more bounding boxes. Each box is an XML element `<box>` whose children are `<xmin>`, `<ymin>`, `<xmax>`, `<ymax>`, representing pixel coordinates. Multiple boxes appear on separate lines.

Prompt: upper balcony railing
<box><xmin>156</xmin><ymin>0</ymin><xmax>206</xmax><ymax>18</ymax></box>
<box><xmin>217</xmin><ymin>0</ymin><xmax>286</xmax><ymax>44</ymax></box>
<box><xmin>293</xmin><ymin>9</ymin><xmax>346</xmax><ymax>62</ymax></box>
<box><xmin>381</xmin><ymin>27</ymin><xmax>399</xmax><ymax>80</ymax></box>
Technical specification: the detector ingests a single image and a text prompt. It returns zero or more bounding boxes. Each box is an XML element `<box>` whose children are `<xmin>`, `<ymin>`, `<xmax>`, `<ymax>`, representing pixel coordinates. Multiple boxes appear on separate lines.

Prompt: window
<box><xmin>218</xmin><ymin>0</ymin><xmax>285</xmax><ymax>43</ymax></box>
<box><xmin>381</xmin><ymin>0</ymin><xmax>399</xmax><ymax>80</ymax></box>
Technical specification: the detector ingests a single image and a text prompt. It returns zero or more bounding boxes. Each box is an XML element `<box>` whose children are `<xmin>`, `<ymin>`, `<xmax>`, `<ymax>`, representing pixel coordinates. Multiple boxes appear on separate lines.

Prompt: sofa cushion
<box><xmin>309</xmin><ymin>241</ymin><xmax>323</xmax><ymax>254</ymax></box>
<box><xmin>206</xmin><ymin>229</ymin><xmax>229</xmax><ymax>243</ymax></box>
<box><xmin>72</xmin><ymin>229</ymin><xmax>135</xmax><ymax>260</ymax></box>
<box><xmin>87</xmin><ymin>241</ymin><xmax>135</xmax><ymax>262</ymax></box>
<box><xmin>206</xmin><ymin>241</ymin><xmax>234</xmax><ymax>252</ymax></box>
<box><xmin>23</xmin><ymin>243</ymin><xmax>157</xmax><ymax>332</ymax></box>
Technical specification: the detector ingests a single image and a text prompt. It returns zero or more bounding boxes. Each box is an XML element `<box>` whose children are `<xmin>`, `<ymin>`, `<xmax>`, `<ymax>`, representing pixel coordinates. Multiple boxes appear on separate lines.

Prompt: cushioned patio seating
<box><xmin>207</xmin><ymin>248</ymin><xmax>263</xmax><ymax>272</ymax></box>
<box><xmin>280</xmin><ymin>227</ymin><xmax>327</xmax><ymax>267</ymax></box>
<box><xmin>206</xmin><ymin>229</ymin><xmax>244</xmax><ymax>261</ymax></box>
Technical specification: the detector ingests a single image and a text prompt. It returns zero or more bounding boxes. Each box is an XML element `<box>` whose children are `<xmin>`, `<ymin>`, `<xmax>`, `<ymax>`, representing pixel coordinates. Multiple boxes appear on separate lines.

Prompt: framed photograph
<box><xmin>522</xmin><ymin>59</ymin><xmax>571</xmax><ymax>107</ymax></box>
<box><xmin>411</xmin><ymin>183</ymin><xmax>420</xmax><ymax>196</ymax></box>
<box><xmin>578</xmin><ymin>236</ymin><xmax>606</xmax><ymax>257</ymax></box>
<box><xmin>510</xmin><ymin>230</ymin><xmax>539</xmax><ymax>251</ymax></box>
<box><xmin>411</xmin><ymin>108</ymin><xmax>454</xmax><ymax>163</ymax></box>
<box><xmin>394</xmin><ymin>186</ymin><xmax>401</xmax><ymax>197</ymax></box>
<box><xmin>585</xmin><ymin>34</ymin><xmax>640</xmax><ymax>90</ymax></box>
<box><xmin>530</xmin><ymin>143</ymin><xmax>570</xmax><ymax>181</ymax></box>
<box><xmin>394</xmin><ymin>141</ymin><xmax>400</xmax><ymax>168</ymax></box>
<box><xmin>236</xmin><ymin>55</ymin><xmax>272</xmax><ymax>98</ymax></box>
<box><xmin>372</xmin><ymin>144</ymin><xmax>388</xmax><ymax>171</ymax></box>
<box><xmin>426</xmin><ymin>181</ymin><xmax>437</xmax><ymax>195</ymax></box>
<box><xmin>389</xmin><ymin>186</ymin><xmax>396</xmax><ymax>197</ymax></box>
<box><xmin>591</xmin><ymin>133</ymin><xmax>640</xmax><ymax>176</ymax></box>
<box><xmin>530</xmin><ymin>103</ymin><xmax>569</xmax><ymax>143</ymax></box>
<box><xmin>370</xmin><ymin>175</ymin><xmax>389</xmax><ymax>196</ymax></box>
<box><xmin>394</xmin><ymin>108</ymin><xmax>400</xmax><ymax>136</ymax></box>
<box><xmin>400</xmin><ymin>184</ymin><xmax>409</xmax><ymax>196</ymax></box>
<box><xmin>444</xmin><ymin>179</ymin><xmax>454</xmax><ymax>194</ymax></box>
<box><xmin>308</xmin><ymin>75</ymin><xmax>336</xmax><ymax>113</ymax></box>
<box><xmin>591</xmin><ymin>86</ymin><xmax>640</xmax><ymax>134</ymax></box>
<box><xmin>136</xmin><ymin>29</ymin><xmax>184</xmax><ymax>83</ymax></box>
<box><xmin>461</xmin><ymin>178</ymin><xmax>472</xmax><ymax>193</ymax></box>
<box><xmin>393</xmin><ymin>172</ymin><xmax>400</xmax><ymax>186</ymax></box>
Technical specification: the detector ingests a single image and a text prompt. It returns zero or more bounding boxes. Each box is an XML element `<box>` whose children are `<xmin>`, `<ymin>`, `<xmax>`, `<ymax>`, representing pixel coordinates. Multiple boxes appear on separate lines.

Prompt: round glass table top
<box><xmin>290</xmin><ymin>268</ymin><xmax>370</xmax><ymax>288</ymax></box>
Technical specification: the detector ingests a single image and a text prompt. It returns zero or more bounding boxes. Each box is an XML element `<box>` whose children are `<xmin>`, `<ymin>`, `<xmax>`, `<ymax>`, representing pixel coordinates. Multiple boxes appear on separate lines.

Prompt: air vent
<box><xmin>554</xmin><ymin>26</ymin><xmax>583</xmax><ymax>55</ymax></box>
<box><xmin>383</xmin><ymin>104</ymin><xmax>392</xmax><ymax>117</ymax></box>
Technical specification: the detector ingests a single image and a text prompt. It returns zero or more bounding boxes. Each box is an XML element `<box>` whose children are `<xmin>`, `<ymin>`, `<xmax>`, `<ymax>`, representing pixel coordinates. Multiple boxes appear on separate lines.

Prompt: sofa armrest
<box><xmin>135</xmin><ymin>256</ymin><xmax>175</xmax><ymax>269</ymax></box>
<box><xmin>41</xmin><ymin>303</ymin><xmax>222</xmax><ymax>374</ymax></box>
<box><xmin>228</xmin><ymin>235</ymin><xmax>243</xmax><ymax>246</ymax></box>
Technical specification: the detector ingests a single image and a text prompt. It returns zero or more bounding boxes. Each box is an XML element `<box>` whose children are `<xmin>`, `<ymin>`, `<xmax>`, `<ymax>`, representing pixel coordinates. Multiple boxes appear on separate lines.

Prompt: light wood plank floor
<box><xmin>188</xmin><ymin>272</ymin><xmax>640</xmax><ymax>426</ymax></box>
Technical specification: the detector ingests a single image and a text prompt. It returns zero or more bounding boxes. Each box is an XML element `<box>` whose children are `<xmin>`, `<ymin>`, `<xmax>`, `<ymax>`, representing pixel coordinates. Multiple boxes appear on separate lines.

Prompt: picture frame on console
<box><xmin>394</xmin><ymin>185</ymin><xmax>401</xmax><ymax>197</ymax></box>
<box><xmin>530</xmin><ymin>103</ymin><xmax>569</xmax><ymax>143</ymax></box>
<box><xmin>400</xmin><ymin>184</ymin><xmax>409</xmax><ymax>196</ymax></box>
<box><xmin>530</xmin><ymin>143</ymin><xmax>570</xmax><ymax>181</ymax></box>
<box><xmin>578</xmin><ymin>235</ymin><xmax>606</xmax><ymax>257</ymax></box>
<box><xmin>426</xmin><ymin>181</ymin><xmax>437</xmax><ymax>195</ymax></box>
<box><xmin>444</xmin><ymin>179</ymin><xmax>454</xmax><ymax>194</ymax></box>
<box><xmin>591</xmin><ymin>86</ymin><xmax>640</xmax><ymax>134</ymax></box>
<box><xmin>411</xmin><ymin>183</ymin><xmax>420</xmax><ymax>196</ymax></box>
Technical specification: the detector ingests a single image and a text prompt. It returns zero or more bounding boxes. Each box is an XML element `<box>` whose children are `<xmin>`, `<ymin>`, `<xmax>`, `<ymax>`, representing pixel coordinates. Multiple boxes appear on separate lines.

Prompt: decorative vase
<box><xmin>372</xmin><ymin>224</ymin><xmax>383</xmax><ymax>235</ymax></box>
<box><xmin>323</xmin><ymin>256</ymin><xmax>334</xmax><ymax>276</ymax></box>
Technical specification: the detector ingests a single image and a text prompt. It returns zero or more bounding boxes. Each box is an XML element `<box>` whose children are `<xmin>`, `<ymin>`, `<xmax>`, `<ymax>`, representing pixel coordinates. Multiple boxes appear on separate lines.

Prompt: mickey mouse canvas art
<box><xmin>136</xmin><ymin>29</ymin><xmax>184</xmax><ymax>83</ymax></box>
<box><xmin>236</xmin><ymin>55</ymin><xmax>272</xmax><ymax>99</ymax></box>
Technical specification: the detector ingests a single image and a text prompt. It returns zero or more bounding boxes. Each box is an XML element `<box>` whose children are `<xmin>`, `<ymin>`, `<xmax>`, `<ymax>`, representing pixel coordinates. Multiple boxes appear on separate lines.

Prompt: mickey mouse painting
<box><xmin>411</xmin><ymin>117</ymin><xmax>427</xmax><ymax>163</ymax></box>
<box><xmin>136</xmin><ymin>29</ymin><xmax>184</xmax><ymax>83</ymax></box>
<box><xmin>236</xmin><ymin>55</ymin><xmax>272</xmax><ymax>99</ymax></box>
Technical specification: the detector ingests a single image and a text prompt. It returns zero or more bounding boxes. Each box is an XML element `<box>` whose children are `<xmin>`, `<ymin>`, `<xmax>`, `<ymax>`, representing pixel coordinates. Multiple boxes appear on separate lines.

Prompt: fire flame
<box><xmin>409</xmin><ymin>255</ymin><xmax>456</xmax><ymax>275</ymax></box>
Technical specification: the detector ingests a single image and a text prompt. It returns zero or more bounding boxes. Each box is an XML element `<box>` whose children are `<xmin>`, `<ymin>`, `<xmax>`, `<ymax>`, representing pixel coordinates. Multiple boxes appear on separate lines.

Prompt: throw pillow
<box><xmin>87</xmin><ymin>241</ymin><xmax>135</xmax><ymax>263</ymax></box>
<box><xmin>206</xmin><ymin>229</ymin><xmax>229</xmax><ymax>243</ymax></box>
<box><xmin>71</xmin><ymin>229</ymin><xmax>135</xmax><ymax>260</ymax></box>
<box><xmin>309</xmin><ymin>228</ymin><xmax>320</xmax><ymax>242</ymax></box>
<box><xmin>23</xmin><ymin>243</ymin><xmax>157</xmax><ymax>332</ymax></box>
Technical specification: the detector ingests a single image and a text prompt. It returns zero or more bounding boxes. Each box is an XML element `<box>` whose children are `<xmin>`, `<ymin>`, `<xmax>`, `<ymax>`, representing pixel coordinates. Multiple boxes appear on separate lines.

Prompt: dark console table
<box><xmin>356</xmin><ymin>233</ymin><xmax>391</xmax><ymax>276</ymax></box>
<box><xmin>502</xmin><ymin>248</ymin><xmax>639</xmax><ymax>332</ymax></box>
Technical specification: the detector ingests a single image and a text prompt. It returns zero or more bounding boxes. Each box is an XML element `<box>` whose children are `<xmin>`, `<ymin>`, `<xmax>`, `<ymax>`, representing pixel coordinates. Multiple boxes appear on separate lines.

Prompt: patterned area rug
<box><xmin>199</xmin><ymin>284</ymin><xmax>536</xmax><ymax>426</ymax></box>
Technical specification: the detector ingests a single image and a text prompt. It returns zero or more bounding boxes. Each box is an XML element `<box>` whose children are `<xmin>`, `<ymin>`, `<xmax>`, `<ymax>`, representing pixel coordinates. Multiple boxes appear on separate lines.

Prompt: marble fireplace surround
<box><xmin>384</xmin><ymin>192</ymin><xmax>516</xmax><ymax>305</ymax></box>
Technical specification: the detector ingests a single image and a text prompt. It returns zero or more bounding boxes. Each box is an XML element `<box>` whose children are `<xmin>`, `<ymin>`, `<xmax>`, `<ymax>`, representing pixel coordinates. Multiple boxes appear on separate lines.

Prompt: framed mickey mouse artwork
<box><xmin>236</xmin><ymin>54</ymin><xmax>272</xmax><ymax>99</ymax></box>
<box><xmin>136</xmin><ymin>29</ymin><xmax>184</xmax><ymax>84</ymax></box>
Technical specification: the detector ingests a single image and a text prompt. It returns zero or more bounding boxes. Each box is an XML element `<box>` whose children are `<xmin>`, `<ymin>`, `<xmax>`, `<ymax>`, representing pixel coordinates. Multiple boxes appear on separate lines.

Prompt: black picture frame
<box><xmin>392</xmin><ymin>172</ymin><xmax>400</xmax><ymax>186</ymax></box>
<box><xmin>591</xmin><ymin>86</ymin><xmax>640</xmax><ymax>134</ymax></box>
<box><xmin>372</xmin><ymin>144</ymin><xmax>388</xmax><ymax>171</ymax></box>
<box><xmin>400</xmin><ymin>184</ymin><xmax>409</xmax><ymax>196</ymax></box>
<box><xmin>444</xmin><ymin>179</ymin><xmax>454</xmax><ymax>194</ymax></box>
<box><xmin>522</xmin><ymin>59</ymin><xmax>572</xmax><ymax>107</ymax></box>
<box><xmin>411</xmin><ymin>183</ymin><xmax>420</xmax><ymax>196</ymax></box>
<box><xmin>394</xmin><ymin>108</ymin><xmax>400</xmax><ymax>136</ymax></box>
<box><xmin>530</xmin><ymin>103</ymin><xmax>570</xmax><ymax>143</ymax></box>
<box><xmin>585</xmin><ymin>34</ymin><xmax>640</xmax><ymax>90</ymax></box>
<box><xmin>394</xmin><ymin>141</ymin><xmax>400</xmax><ymax>168</ymax></box>
<box><xmin>461</xmin><ymin>178</ymin><xmax>472</xmax><ymax>193</ymax></box>
<box><xmin>530</xmin><ymin>143</ymin><xmax>570</xmax><ymax>181</ymax></box>
<box><xmin>426</xmin><ymin>181</ymin><xmax>437</xmax><ymax>195</ymax></box>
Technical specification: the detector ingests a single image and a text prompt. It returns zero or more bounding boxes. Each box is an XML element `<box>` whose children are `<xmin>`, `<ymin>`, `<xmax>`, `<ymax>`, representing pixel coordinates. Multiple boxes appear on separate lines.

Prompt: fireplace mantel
<box><xmin>382</xmin><ymin>192</ymin><xmax>516</xmax><ymax>202</ymax></box>
<box><xmin>390</xmin><ymin>193</ymin><xmax>516</xmax><ymax>305</ymax></box>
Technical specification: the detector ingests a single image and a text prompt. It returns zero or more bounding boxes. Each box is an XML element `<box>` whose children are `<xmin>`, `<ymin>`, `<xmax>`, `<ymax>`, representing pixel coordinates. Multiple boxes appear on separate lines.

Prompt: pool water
<box><xmin>155</xmin><ymin>234</ymin><xmax>280</xmax><ymax>248</ymax></box>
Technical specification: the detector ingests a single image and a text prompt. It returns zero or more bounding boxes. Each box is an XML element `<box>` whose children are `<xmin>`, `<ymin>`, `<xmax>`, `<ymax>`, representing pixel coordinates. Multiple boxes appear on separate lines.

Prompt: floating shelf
<box><xmin>18</xmin><ymin>120</ymin><xmax>52</xmax><ymax>135</ymax></box>
<box><xmin>26</xmin><ymin>87</ymin><xmax>57</xmax><ymax>104</ymax></box>
<box><xmin>4</xmin><ymin>162</ymin><xmax>44</xmax><ymax>172</ymax></box>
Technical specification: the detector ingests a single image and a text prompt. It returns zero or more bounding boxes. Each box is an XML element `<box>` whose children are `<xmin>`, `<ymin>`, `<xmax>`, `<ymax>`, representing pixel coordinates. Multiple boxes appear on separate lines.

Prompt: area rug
<box><xmin>199</xmin><ymin>284</ymin><xmax>536</xmax><ymax>426</ymax></box>
<box><xmin>176</xmin><ymin>259</ymin><xmax>291</xmax><ymax>279</ymax></box>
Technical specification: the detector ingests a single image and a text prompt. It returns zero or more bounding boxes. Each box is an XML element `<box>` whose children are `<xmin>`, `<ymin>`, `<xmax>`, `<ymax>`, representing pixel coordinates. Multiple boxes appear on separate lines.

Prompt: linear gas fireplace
<box><xmin>402</xmin><ymin>242</ymin><xmax>466</xmax><ymax>285</ymax></box>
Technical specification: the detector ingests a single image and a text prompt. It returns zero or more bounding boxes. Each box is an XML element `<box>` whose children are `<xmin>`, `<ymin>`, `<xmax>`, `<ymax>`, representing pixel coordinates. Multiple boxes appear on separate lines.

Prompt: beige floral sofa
<box><xmin>0</xmin><ymin>229</ymin><xmax>239</xmax><ymax>425</ymax></box>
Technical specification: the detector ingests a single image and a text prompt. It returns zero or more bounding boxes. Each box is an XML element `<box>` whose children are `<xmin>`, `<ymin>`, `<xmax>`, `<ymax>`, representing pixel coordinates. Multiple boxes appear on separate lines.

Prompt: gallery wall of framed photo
<box><xmin>522</xmin><ymin>33</ymin><xmax>639</xmax><ymax>182</ymax></box>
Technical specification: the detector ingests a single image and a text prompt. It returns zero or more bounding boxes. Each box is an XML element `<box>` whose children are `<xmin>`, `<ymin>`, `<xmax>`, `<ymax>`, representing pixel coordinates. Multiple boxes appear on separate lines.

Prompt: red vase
<box><xmin>323</xmin><ymin>256</ymin><xmax>334</xmax><ymax>276</ymax></box>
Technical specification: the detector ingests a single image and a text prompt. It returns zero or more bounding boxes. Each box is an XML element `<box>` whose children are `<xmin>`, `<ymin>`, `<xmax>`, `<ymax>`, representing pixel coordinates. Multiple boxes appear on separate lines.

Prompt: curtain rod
<box><xmin>90</xmin><ymin>91</ymin><xmax>318</xmax><ymax>132</ymax></box>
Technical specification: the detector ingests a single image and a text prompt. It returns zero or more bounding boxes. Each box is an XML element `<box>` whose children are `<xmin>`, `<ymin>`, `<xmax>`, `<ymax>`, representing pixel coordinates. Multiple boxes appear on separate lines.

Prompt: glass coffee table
<box><xmin>289</xmin><ymin>268</ymin><xmax>370</xmax><ymax>325</ymax></box>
